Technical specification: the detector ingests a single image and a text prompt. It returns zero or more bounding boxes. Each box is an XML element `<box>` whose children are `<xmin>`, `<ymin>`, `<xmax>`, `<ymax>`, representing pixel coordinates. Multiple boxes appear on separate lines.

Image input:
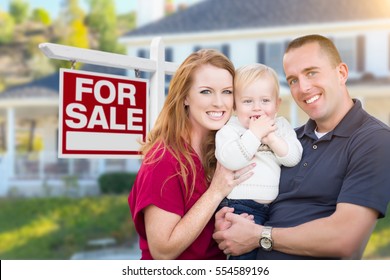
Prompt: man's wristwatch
<box><xmin>259</xmin><ymin>226</ymin><xmax>273</xmax><ymax>251</ymax></box>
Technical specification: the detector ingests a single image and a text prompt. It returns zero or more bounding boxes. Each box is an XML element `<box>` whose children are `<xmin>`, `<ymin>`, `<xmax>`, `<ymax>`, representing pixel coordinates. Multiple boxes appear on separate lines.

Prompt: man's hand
<box><xmin>215</xmin><ymin>207</ymin><xmax>234</xmax><ymax>233</ymax></box>
<box><xmin>213</xmin><ymin>211</ymin><xmax>262</xmax><ymax>256</ymax></box>
<box><xmin>215</xmin><ymin>207</ymin><xmax>254</xmax><ymax>233</ymax></box>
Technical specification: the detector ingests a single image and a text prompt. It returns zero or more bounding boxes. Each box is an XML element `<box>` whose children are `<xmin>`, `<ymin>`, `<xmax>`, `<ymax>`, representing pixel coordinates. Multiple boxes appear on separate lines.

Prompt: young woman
<box><xmin>128</xmin><ymin>49</ymin><xmax>254</xmax><ymax>260</ymax></box>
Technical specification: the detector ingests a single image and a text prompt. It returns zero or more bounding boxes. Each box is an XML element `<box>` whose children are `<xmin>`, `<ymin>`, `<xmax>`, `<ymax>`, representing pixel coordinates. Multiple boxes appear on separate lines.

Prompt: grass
<box><xmin>0</xmin><ymin>195</ymin><xmax>135</xmax><ymax>259</ymax></box>
<box><xmin>0</xmin><ymin>195</ymin><xmax>389</xmax><ymax>259</ymax></box>
<box><xmin>363</xmin><ymin>209</ymin><xmax>390</xmax><ymax>259</ymax></box>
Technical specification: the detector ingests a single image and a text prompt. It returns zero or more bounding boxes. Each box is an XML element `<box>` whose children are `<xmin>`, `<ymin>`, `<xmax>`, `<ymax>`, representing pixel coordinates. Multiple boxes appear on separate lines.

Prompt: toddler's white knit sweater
<box><xmin>215</xmin><ymin>116</ymin><xmax>303</xmax><ymax>203</ymax></box>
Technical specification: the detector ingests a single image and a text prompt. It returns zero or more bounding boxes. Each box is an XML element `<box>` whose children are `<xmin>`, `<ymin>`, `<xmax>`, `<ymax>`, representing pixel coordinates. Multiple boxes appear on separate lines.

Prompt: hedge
<box><xmin>98</xmin><ymin>172</ymin><xmax>137</xmax><ymax>194</ymax></box>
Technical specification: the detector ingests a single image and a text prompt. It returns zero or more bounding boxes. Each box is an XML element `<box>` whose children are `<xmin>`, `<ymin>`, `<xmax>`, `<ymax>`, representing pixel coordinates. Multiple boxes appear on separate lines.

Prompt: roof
<box><xmin>0</xmin><ymin>73</ymin><xmax>59</xmax><ymax>100</ymax></box>
<box><xmin>124</xmin><ymin>0</ymin><xmax>390</xmax><ymax>37</ymax></box>
<box><xmin>0</xmin><ymin>65</ymin><xmax>126</xmax><ymax>100</ymax></box>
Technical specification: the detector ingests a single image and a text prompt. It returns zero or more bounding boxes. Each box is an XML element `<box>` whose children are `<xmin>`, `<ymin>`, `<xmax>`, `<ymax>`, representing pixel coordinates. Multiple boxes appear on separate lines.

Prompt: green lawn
<box><xmin>0</xmin><ymin>195</ymin><xmax>389</xmax><ymax>259</ymax></box>
<box><xmin>0</xmin><ymin>195</ymin><xmax>135</xmax><ymax>259</ymax></box>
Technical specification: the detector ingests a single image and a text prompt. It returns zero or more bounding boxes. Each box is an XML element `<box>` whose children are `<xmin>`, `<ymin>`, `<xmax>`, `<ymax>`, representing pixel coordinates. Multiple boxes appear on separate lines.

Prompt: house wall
<box><xmin>230</xmin><ymin>39</ymin><xmax>258</xmax><ymax>68</ymax></box>
<box><xmin>365</xmin><ymin>31</ymin><xmax>389</xmax><ymax>77</ymax></box>
<box><xmin>365</xmin><ymin>97</ymin><xmax>390</xmax><ymax>124</ymax></box>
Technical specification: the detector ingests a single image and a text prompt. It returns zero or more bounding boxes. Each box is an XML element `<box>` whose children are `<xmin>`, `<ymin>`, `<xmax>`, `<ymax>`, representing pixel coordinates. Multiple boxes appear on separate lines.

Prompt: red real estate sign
<box><xmin>59</xmin><ymin>69</ymin><xmax>148</xmax><ymax>158</ymax></box>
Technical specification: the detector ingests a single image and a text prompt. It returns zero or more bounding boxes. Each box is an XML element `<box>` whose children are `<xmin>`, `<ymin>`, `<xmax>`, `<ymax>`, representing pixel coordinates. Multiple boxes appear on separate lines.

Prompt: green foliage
<box><xmin>0</xmin><ymin>78</ymin><xmax>5</xmax><ymax>92</ymax></box>
<box><xmin>0</xmin><ymin>195</ymin><xmax>135</xmax><ymax>259</ymax></box>
<box><xmin>56</xmin><ymin>0</ymin><xmax>89</xmax><ymax>49</ymax></box>
<box><xmin>9</xmin><ymin>0</ymin><xmax>29</xmax><ymax>24</ymax></box>
<box><xmin>117</xmin><ymin>12</ymin><xmax>136</xmax><ymax>34</ymax></box>
<box><xmin>26</xmin><ymin>49</ymin><xmax>56</xmax><ymax>79</ymax></box>
<box><xmin>31</xmin><ymin>8</ymin><xmax>51</xmax><ymax>26</ymax></box>
<box><xmin>98</xmin><ymin>172</ymin><xmax>136</xmax><ymax>194</ymax></box>
<box><xmin>363</xmin><ymin>209</ymin><xmax>390</xmax><ymax>259</ymax></box>
<box><xmin>86</xmin><ymin>0</ymin><xmax>125</xmax><ymax>53</ymax></box>
<box><xmin>0</xmin><ymin>11</ymin><xmax>15</xmax><ymax>44</ymax></box>
<box><xmin>67</xmin><ymin>19</ymin><xmax>89</xmax><ymax>49</ymax></box>
<box><xmin>16</xmin><ymin>133</ymin><xmax>43</xmax><ymax>153</ymax></box>
<box><xmin>51</xmin><ymin>0</ymin><xmax>89</xmax><ymax>69</ymax></box>
<box><xmin>63</xmin><ymin>0</ymin><xmax>85</xmax><ymax>21</ymax></box>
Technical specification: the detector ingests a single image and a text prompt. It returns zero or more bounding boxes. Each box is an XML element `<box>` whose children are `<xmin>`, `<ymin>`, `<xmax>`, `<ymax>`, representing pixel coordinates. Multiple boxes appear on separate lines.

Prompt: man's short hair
<box><xmin>285</xmin><ymin>34</ymin><xmax>342</xmax><ymax>67</ymax></box>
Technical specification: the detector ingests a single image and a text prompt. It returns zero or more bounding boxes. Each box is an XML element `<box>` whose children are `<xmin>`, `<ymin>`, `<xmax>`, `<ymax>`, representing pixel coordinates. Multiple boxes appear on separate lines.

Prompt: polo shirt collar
<box><xmin>298</xmin><ymin>99</ymin><xmax>364</xmax><ymax>140</ymax></box>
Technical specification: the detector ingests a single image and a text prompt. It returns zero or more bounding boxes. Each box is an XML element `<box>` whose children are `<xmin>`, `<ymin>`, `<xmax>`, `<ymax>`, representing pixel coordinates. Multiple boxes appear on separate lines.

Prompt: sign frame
<box><xmin>58</xmin><ymin>68</ymin><xmax>148</xmax><ymax>159</ymax></box>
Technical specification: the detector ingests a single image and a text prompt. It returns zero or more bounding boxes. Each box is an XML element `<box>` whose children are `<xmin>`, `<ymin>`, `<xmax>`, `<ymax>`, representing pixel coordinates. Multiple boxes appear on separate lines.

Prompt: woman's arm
<box><xmin>145</xmin><ymin>162</ymin><xmax>255</xmax><ymax>259</ymax></box>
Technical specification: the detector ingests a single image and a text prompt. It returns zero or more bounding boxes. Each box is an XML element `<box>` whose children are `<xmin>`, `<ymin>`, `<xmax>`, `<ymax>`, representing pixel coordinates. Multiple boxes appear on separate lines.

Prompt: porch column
<box><xmin>7</xmin><ymin>107</ymin><xmax>15</xmax><ymax>178</ymax></box>
<box><xmin>39</xmin><ymin>151</ymin><xmax>44</xmax><ymax>179</ymax></box>
<box><xmin>98</xmin><ymin>159</ymin><xmax>106</xmax><ymax>175</ymax></box>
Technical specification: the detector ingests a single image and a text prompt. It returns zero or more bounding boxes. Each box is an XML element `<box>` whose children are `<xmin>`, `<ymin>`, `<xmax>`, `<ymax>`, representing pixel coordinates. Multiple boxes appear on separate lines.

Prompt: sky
<box><xmin>0</xmin><ymin>0</ymin><xmax>202</xmax><ymax>17</ymax></box>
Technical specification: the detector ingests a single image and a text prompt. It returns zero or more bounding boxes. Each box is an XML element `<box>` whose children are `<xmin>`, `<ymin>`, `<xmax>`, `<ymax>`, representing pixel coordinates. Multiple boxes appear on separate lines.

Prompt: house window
<box><xmin>136</xmin><ymin>49</ymin><xmax>149</xmax><ymax>79</ymax></box>
<box><xmin>165</xmin><ymin>48</ymin><xmax>173</xmax><ymax>62</ymax></box>
<box><xmin>333</xmin><ymin>37</ymin><xmax>359</xmax><ymax>74</ymax></box>
<box><xmin>221</xmin><ymin>44</ymin><xmax>230</xmax><ymax>58</ymax></box>
<box><xmin>264</xmin><ymin>42</ymin><xmax>284</xmax><ymax>77</ymax></box>
<box><xmin>192</xmin><ymin>45</ymin><xmax>229</xmax><ymax>58</ymax></box>
<box><xmin>165</xmin><ymin>47</ymin><xmax>173</xmax><ymax>91</ymax></box>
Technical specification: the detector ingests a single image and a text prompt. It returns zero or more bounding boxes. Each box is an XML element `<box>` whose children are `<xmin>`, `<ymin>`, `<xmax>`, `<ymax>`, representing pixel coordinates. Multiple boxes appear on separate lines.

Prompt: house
<box><xmin>120</xmin><ymin>0</ymin><xmax>390</xmax><ymax>127</ymax></box>
<box><xmin>0</xmin><ymin>65</ymin><xmax>140</xmax><ymax>197</ymax></box>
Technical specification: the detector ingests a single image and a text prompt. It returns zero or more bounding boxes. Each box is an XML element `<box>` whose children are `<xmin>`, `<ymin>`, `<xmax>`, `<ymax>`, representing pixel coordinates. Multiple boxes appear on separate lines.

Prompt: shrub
<box><xmin>98</xmin><ymin>172</ymin><xmax>136</xmax><ymax>194</ymax></box>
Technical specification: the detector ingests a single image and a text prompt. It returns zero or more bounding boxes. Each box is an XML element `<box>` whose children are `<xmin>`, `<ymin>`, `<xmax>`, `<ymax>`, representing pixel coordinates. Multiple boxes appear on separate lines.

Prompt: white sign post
<box><xmin>59</xmin><ymin>69</ymin><xmax>148</xmax><ymax>158</ymax></box>
<box><xmin>39</xmin><ymin>37</ymin><xmax>179</xmax><ymax>159</ymax></box>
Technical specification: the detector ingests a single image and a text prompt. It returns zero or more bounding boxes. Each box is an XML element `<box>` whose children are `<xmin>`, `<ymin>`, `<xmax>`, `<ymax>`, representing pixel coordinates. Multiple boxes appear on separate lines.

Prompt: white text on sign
<box><xmin>65</xmin><ymin>77</ymin><xmax>143</xmax><ymax>131</ymax></box>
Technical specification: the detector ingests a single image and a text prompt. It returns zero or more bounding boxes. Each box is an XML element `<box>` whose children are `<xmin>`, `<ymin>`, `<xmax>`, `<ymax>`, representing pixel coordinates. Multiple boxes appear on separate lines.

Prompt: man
<box><xmin>213</xmin><ymin>34</ymin><xmax>390</xmax><ymax>259</ymax></box>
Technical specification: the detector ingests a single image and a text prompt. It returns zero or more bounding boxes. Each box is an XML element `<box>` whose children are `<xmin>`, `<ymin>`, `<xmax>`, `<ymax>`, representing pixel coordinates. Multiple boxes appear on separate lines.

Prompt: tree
<box><xmin>52</xmin><ymin>0</ymin><xmax>89</xmax><ymax>69</ymax></box>
<box><xmin>31</xmin><ymin>8</ymin><xmax>51</xmax><ymax>26</ymax></box>
<box><xmin>9</xmin><ymin>0</ymin><xmax>29</xmax><ymax>24</ymax></box>
<box><xmin>86</xmin><ymin>0</ymin><xmax>125</xmax><ymax>54</ymax></box>
<box><xmin>56</xmin><ymin>0</ymin><xmax>89</xmax><ymax>48</ymax></box>
<box><xmin>0</xmin><ymin>11</ymin><xmax>15</xmax><ymax>44</ymax></box>
<box><xmin>117</xmin><ymin>11</ymin><xmax>136</xmax><ymax>36</ymax></box>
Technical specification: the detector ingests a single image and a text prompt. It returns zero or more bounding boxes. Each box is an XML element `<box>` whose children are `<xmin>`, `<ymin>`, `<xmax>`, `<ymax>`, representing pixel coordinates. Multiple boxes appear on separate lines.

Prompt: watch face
<box><xmin>260</xmin><ymin>237</ymin><xmax>272</xmax><ymax>250</ymax></box>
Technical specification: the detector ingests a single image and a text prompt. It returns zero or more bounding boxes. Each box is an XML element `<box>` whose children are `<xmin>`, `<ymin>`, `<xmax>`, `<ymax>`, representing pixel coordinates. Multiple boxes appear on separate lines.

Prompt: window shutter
<box><xmin>357</xmin><ymin>35</ymin><xmax>365</xmax><ymax>72</ymax></box>
<box><xmin>222</xmin><ymin>44</ymin><xmax>230</xmax><ymax>58</ymax></box>
<box><xmin>165</xmin><ymin>47</ymin><xmax>173</xmax><ymax>62</ymax></box>
<box><xmin>136</xmin><ymin>49</ymin><xmax>147</xmax><ymax>79</ymax></box>
<box><xmin>257</xmin><ymin>43</ymin><xmax>265</xmax><ymax>63</ymax></box>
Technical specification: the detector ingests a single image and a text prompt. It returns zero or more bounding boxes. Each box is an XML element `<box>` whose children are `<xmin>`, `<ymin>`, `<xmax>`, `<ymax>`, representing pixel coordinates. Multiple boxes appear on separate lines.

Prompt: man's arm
<box><xmin>213</xmin><ymin>203</ymin><xmax>377</xmax><ymax>258</ymax></box>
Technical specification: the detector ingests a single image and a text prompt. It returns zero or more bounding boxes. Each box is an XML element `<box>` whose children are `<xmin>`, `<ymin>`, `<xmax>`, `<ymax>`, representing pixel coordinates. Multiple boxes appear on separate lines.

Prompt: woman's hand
<box><xmin>208</xmin><ymin>162</ymin><xmax>255</xmax><ymax>200</ymax></box>
<box><xmin>213</xmin><ymin>212</ymin><xmax>261</xmax><ymax>256</ymax></box>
